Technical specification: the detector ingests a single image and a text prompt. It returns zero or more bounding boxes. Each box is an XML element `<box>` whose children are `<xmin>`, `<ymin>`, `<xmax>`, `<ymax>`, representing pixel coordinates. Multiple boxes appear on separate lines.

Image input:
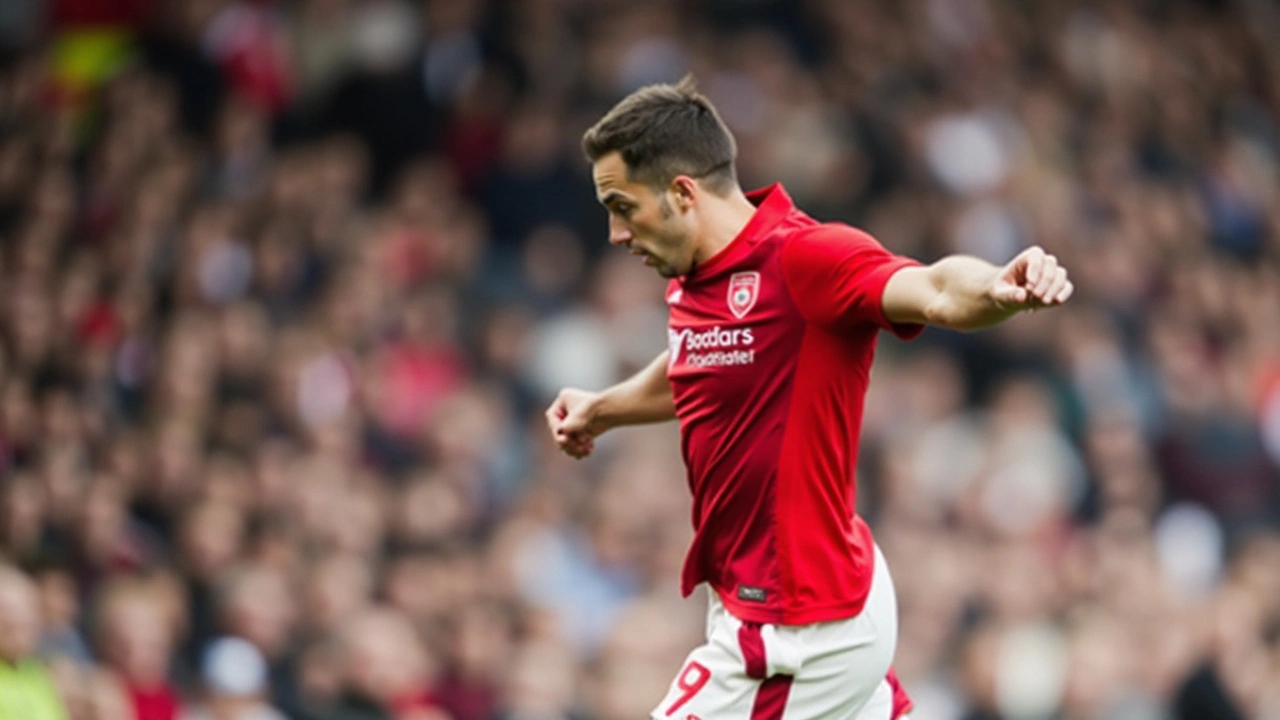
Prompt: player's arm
<box><xmin>881</xmin><ymin>246</ymin><xmax>1073</xmax><ymax>331</ymax></box>
<box><xmin>545</xmin><ymin>350</ymin><xmax>676</xmax><ymax>459</ymax></box>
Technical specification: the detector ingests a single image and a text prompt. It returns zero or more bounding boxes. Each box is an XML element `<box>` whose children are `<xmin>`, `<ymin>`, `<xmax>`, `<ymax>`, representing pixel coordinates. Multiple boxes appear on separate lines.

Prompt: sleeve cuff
<box><xmin>869</xmin><ymin>259</ymin><xmax>926</xmax><ymax>341</ymax></box>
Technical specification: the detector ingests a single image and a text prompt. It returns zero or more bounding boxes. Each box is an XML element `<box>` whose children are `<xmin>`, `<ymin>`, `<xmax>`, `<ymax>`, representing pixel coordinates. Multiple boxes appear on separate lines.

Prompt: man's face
<box><xmin>0</xmin><ymin>573</ymin><xmax>40</xmax><ymax>663</ymax></box>
<box><xmin>592</xmin><ymin>152</ymin><xmax>694</xmax><ymax>278</ymax></box>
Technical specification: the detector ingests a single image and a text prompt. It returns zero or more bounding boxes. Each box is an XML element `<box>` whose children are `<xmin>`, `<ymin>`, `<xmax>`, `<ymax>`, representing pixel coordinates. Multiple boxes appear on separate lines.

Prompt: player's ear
<box><xmin>670</xmin><ymin>175</ymin><xmax>697</xmax><ymax>212</ymax></box>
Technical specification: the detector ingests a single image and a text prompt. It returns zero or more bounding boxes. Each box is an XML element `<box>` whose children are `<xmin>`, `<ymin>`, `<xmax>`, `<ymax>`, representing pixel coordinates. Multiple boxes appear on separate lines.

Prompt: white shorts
<box><xmin>651</xmin><ymin>544</ymin><xmax>899</xmax><ymax>720</ymax></box>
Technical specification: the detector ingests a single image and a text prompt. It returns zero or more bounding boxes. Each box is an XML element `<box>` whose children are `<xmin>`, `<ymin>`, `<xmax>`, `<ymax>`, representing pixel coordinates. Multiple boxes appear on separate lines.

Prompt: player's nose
<box><xmin>608</xmin><ymin>216</ymin><xmax>633</xmax><ymax>246</ymax></box>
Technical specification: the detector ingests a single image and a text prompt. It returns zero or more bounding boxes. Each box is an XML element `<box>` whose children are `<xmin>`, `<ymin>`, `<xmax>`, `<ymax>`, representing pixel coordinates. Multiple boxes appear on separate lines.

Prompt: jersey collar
<box><xmin>686</xmin><ymin>183</ymin><xmax>795</xmax><ymax>279</ymax></box>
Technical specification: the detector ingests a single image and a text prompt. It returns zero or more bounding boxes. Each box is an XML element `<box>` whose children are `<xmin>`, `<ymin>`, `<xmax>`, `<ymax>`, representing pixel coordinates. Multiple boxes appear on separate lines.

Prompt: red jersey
<box><xmin>665</xmin><ymin>184</ymin><xmax>922</xmax><ymax>625</ymax></box>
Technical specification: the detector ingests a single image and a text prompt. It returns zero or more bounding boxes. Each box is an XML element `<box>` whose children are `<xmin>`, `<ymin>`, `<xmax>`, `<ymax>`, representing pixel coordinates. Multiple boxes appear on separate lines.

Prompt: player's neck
<box><xmin>691</xmin><ymin>188</ymin><xmax>759</xmax><ymax>267</ymax></box>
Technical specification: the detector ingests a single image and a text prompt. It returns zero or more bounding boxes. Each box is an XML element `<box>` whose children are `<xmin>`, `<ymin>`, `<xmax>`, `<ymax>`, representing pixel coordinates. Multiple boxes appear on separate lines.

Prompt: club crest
<box><xmin>727</xmin><ymin>272</ymin><xmax>760</xmax><ymax>319</ymax></box>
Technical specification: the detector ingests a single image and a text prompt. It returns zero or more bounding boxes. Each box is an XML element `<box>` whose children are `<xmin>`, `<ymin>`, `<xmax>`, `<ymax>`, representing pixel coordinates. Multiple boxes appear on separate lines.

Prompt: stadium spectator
<box><xmin>0</xmin><ymin>564</ymin><xmax>68</xmax><ymax>720</ymax></box>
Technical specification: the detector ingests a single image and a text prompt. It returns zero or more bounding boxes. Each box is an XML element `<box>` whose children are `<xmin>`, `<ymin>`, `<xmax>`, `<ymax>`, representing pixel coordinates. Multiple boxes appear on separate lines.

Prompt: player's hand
<box><xmin>545</xmin><ymin>388</ymin><xmax>607</xmax><ymax>459</ymax></box>
<box><xmin>990</xmin><ymin>246</ymin><xmax>1074</xmax><ymax>311</ymax></box>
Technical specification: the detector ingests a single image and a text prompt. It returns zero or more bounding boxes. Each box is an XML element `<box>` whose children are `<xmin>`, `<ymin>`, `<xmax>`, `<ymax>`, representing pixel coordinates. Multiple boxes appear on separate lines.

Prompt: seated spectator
<box><xmin>321</xmin><ymin>608</ymin><xmax>449</xmax><ymax>720</ymax></box>
<box><xmin>0</xmin><ymin>564</ymin><xmax>68</xmax><ymax>720</ymax></box>
<box><xmin>95</xmin><ymin>579</ymin><xmax>182</xmax><ymax>720</ymax></box>
<box><xmin>182</xmin><ymin>637</ymin><xmax>288</xmax><ymax>720</ymax></box>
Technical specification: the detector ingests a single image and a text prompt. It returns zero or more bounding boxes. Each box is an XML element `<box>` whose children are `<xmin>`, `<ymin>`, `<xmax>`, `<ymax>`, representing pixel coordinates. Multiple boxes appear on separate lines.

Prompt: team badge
<box><xmin>727</xmin><ymin>272</ymin><xmax>760</xmax><ymax>319</ymax></box>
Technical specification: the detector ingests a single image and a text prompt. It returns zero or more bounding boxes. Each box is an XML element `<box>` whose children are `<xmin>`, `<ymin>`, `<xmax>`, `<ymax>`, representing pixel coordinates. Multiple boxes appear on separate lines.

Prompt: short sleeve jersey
<box><xmin>665</xmin><ymin>184</ymin><xmax>922</xmax><ymax>625</ymax></box>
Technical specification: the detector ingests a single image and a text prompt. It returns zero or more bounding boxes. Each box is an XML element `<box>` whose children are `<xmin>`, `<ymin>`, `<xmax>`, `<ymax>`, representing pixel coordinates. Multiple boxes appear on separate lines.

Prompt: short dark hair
<box><xmin>582</xmin><ymin>75</ymin><xmax>737</xmax><ymax>195</ymax></box>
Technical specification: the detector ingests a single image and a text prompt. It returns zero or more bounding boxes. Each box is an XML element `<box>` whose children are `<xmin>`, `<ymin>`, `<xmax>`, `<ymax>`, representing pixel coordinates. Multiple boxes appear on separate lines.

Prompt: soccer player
<box><xmin>546</xmin><ymin>77</ymin><xmax>1072</xmax><ymax>720</ymax></box>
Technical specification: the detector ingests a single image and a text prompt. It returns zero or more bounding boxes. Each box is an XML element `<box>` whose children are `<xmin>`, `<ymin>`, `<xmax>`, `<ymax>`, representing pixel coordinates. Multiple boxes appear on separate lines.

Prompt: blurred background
<box><xmin>0</xmin><ymin>0</ymin><xmax>1278</xmax><ymax>719</ymax></box>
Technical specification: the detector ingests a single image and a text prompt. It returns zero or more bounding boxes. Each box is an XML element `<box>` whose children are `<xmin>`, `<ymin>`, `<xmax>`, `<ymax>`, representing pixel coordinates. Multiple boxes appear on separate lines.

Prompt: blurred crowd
<box><xmin>0</xmin><ymin>0</ymin><xmax>1279</xmax><ymax>719</ymax></box>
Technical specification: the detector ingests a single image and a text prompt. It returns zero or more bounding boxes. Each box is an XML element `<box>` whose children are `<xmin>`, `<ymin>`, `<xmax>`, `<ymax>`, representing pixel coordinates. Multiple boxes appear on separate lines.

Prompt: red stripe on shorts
<box><xmin>738</xmin><ymin>622</ymin><xmax>767</xmax><ymax>679</ymax></box>
<box><xmin>887</xmin><ymin>668</ymin><xmax>914</xmax><ymax>719</ymax></box>
<box><xmin>750</xmin><ymin>675</ymin><xmax>793</xmax><ymax>720</ymax></box>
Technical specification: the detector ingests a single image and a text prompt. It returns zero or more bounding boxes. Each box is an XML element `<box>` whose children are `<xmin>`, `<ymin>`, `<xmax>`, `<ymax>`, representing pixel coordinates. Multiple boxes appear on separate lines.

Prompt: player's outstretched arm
<box><xmin>881</xmin><ymin>246</ymin><xmax>1073</xmax><ymax>331</ymax></box>
<box><xmin>545</xmin><ymin>350</ymin><xmax>677</xmax><ymax>459</ymax></box>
